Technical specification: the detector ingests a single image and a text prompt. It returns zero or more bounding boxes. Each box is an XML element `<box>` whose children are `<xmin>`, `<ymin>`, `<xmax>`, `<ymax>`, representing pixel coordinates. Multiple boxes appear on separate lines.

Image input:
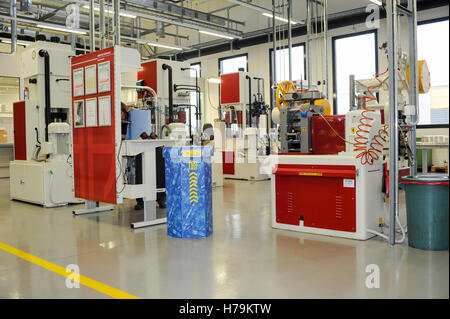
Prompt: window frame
<box><xmin>416</xmin><ymin>16</ymin><xmax>450</xmax><ymax>129</ymax></box>
<box><xmin>217</xmin><ymin>53</ymin><xmax>249</xmax><ymax>117</ymax></box>
<box><xmin>218</xmin><ymin>53</ymin><xmax>249</xmax><ymax>76</ymax></box>
<box><xmin>190</xmin><ymin>62</ymin><xmax>201</xmax><ymax>78</ymax></box>
<box><xmin>269</xmin><ymin>42</ymin><xmax>306</xmax><ymax>111</ymax></box>
<box><xmin>332</xmin><ymin>29</ymin><xmax>379</xmax><ymax>115</ymax></box>
<box><xmin>189</xmin><ymin>62</ymin><xmax>201</xmax><ymax>132</ymax></box>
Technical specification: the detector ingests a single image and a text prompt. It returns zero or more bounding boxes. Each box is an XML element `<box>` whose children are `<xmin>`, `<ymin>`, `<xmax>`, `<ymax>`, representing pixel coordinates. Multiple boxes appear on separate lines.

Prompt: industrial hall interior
<box><xmin>0</xmin><ymin>0</ymin><xmax>448</xmax><ymax>300</ymax></box>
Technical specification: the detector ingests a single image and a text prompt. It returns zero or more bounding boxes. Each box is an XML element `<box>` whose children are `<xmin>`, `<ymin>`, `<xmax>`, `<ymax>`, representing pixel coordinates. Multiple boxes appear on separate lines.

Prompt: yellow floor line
<box><xmin>0</xmin><ymin>242</ymin><xmax>140</xmax><ymax>299</ymax></box>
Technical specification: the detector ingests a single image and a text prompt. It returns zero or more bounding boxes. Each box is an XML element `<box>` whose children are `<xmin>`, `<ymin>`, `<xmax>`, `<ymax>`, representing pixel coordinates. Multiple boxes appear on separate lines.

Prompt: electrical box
<box><xmin>138</xmin><ymin>59</ymin><xmax>193</xmax><ymax>107</ymax></box>
<box><xmin>21</xmin><ymin>41</ymin><xmax>74</xmax><ymax>110</ymax></box>
<box><xmin>220</xmin><ymin>71</ymin><xmax>264</xmax><ymax>108</ymax></box>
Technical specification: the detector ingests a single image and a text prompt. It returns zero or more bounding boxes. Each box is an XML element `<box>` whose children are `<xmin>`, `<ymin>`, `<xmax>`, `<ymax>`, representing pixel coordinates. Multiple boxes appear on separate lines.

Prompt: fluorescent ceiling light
<box><xmin>199</xmin><ymin>30</ymin><xmax>234</xmax><ymax>40</ymax></box>
<box><xmin>1</xmin><ymin>38</ymin><xmax>32</xmax><ymax>46</ymax></box>
<box><xmin>369</xmin><ymin>0</ymin><xmax>383</xmax><ymax>5</ymax></box>
<box><xmin>83</xmin><ymin>5</ymin><xmax>137</xmax><ymax>18</ymax></box>
<box><xmin>36</xmin><ymin>24</ymin><xmax>87</xmax><ymax>35</ymax></box>
<box><xmin>140</xmin><ymin>40</ymin><xmax>183</xmax><ymax>51</ymax></box>
<box><xmin>262</xmin><ymin>12</ymin><xmax>299</xmax><ymax>25</ymax></box>
<box><xmin>208</xmin><ymin>78</ymin><xmax>221</xmax><ymax>84</ymax></box>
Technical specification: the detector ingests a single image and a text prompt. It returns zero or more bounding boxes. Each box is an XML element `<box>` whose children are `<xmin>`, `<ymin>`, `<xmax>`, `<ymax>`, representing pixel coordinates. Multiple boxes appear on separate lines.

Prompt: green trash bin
<box><xmin>401</xmin><ymin>175</ymin><xmax>449</xmax><ymax>250</ymax></box>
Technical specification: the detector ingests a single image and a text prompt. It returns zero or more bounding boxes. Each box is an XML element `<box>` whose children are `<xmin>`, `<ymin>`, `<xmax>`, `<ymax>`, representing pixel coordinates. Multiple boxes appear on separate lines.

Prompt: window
<box><xmin>270</xmin><ymin>44</ymin><xmax>306</xmax><ymax>83</ymax></box>
<box><xmin>218</xmin><ymin>54</ymin><xmax>248</xmax><ymax>119</ymax></box>
<box><xmin>190</xmin><ymin>63</ymin><xmax>201</xmax><ymax>132</ymax></box>
<box><xmin>417</xmin><ymin>18</ymin><xmax>449</xmax><ymax>126</ymax></box>
<box><xmin>333</xmin><ymin>31</ymin><xmax>378</xmax><ymax>115</ymax></box>
<box><xmin>0</xmin><ymin>76</ymin><xmax>20</xmax><ymax>143</ymax></box>
<box><xmin>269</xmin><ymin>44</ymin><xmax>306</xmax><ymax>110</ymax></box>
<box><xmin>219</xmin><ymin>54</ymin><xmax>248</xmax><ymax>75</ymax></box>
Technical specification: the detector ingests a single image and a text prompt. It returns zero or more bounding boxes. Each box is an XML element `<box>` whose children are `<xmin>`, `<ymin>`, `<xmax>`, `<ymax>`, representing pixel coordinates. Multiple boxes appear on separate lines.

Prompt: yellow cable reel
<box><xmin>276</xmin><ymin>81</ymin><xmax>332</xmax><ymax>115</ymax></box>
<box><xmin>275</xmin><ymin>81</ymin><xmax>296</xmax><ymax>110</ymax></box>
<box><xmin>314</xmin><ymin>99</ymin><xmax>331</xmax><ymax>115</ymax></box>
<box><xmin>406</xmin><ymin>60</ymin><xmax>431</xmax><ymax>94</ymax></box>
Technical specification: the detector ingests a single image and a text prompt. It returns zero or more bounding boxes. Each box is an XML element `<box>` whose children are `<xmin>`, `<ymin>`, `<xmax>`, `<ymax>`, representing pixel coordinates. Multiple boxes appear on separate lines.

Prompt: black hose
<box><xmin>34</xmin><ymin>127</ymin><xmax>41</xmax><ymax>145</ymax></box>
<box><xmin>173</xmin><ymin>86</ymin><xmax>199</xmax><ymax>92</ymax></box>
<box><xmin>162</xmin><ymin>64</ymin><xmax>173</xmax><ymax>123</ymax></box>
<box><xmin>160</xmin><ymin>124</ymin><xmax>170</xmax><ymax>138</ymax></box>
<box><xmin>246</xmin><ymin>75</ymin><xmax>252</xmax><ymax>128</ymax></box>
<box><xmin>188</xmin><ymin>105</ymin><xmax>192</xmax><ymax>145</ymax></box>
<box><xmin>181</xmin><ymin>67</ymin><xmax>202</xmax><ymax>139</ymax></box>
<box><xmin>39</xmin><ymin>49</ymin><xmax>50</xmax><ymax>142</ymax></box>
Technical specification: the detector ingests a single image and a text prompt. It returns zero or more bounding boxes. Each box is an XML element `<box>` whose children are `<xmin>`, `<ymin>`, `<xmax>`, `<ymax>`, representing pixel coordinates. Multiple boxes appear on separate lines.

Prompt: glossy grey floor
<box><xmin>0</xmin><ymin>177</ymin><xmax>448</xmax><ymax>299</ymax></box>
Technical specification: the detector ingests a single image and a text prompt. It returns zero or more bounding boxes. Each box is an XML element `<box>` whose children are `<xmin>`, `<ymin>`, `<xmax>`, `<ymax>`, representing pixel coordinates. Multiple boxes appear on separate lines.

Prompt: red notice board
<box><xmin>71</xmin><ymin>47</ymin><xmax>117</xmax><ymax>204</ymax></box>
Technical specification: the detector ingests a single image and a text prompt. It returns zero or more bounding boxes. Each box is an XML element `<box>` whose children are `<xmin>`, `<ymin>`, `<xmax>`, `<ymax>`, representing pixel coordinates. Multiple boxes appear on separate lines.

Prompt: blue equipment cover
<box><xmin>128</xmin><ymin>109</ymin><xmax>152</xmax><ymax>139</ymax></box>
<box><xmin>163</xmin><ymin>146</ymin><xmax>213</xmax><ymax>238</ymax></box>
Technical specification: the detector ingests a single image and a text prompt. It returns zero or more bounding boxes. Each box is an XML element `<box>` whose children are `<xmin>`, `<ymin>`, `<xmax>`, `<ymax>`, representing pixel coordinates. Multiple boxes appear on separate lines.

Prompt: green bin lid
<box><xmin>401</xmin><ymin>174</ymin><xmax>449</xmax><ymax>185</ymax></box>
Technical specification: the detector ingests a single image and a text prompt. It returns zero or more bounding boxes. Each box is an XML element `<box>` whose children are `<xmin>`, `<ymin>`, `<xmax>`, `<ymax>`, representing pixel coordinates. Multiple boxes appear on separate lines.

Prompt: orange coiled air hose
<box><xmin>354</xmin><ymin>69</ymin><xmax>389</xmax><ymax>165</ymax></box>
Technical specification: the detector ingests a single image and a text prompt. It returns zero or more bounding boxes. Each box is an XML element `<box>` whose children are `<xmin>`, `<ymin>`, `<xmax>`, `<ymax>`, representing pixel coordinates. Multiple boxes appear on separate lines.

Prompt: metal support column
<box><xmin>349</xmin><ymin>74</ymin><xmax>355</xmax><ymax>109</ymax></box>
<box><xmin>387</xmin><ymin>0</ymin><xmax>399</xmax><ymax>245</ymax></box>
<box><xmin>89</xmin><ymin>0</ymin><xmax>95</xmax><ymax>52</ymax></box>
<box><xmin>100</xmin><ymin>0</ymin><xmax>106</xmax><ymax>49</ymax></box>
<box><xmin>113</xmin><ymin>0</ymin><xmax>120</xmax><ymax>45</ymax></box>
<box><xmin>272</xmin><ymin>0</ymin><xmax>277</xmax><ymax>85</ymax></box>
<box><xmin>287</xmin><ymin>0</ymin><xmax>293</xmax><ymax>82</ymax></box>
<box><xmin>131</xmin><ymin>193</ymin><xmax>167</xmax><ymax>229</ymax></box>
<box><xmin>408</xmin><ymin>0</ymin><xmax>419</xmax><ymax>176</ymax></box>
<box><xmin>271</xmin><ymin>0</ymin><xmax>277</xmax><ymax>126</ymax></box>
<box><xmin>323</xmin><ymin>0</ymin><xmax>329</xmax><ymax>99</ymax></box>
<box><xmin>306</xmin><ymin>0</ymin><xmax>312</xmax><ymax>87</ymax></box>
<box><xmin>71</xmin><ymin>34</ymin><xmax>76</xmax><ymax>51</ymax></box>
<box><xmin>136</xmin><ymin>16</ymin><xmax>141</xmax><ymax>55</ymax></box>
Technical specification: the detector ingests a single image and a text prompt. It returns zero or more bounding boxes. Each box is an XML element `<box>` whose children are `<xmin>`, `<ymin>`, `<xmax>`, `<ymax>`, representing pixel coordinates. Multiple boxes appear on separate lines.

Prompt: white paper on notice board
<box><xmin>98</xmin><ymin>61</ymin><xmax>111</xmax><ymax>93</ymax></box>
<box><xmin>85</xmin><ymin>98</ymin><xmax>98</xmax><ymax>127</ymax></box>
<box><xmin>98</xmin><ymin>95</ymin><xmax>112</xmax><ymax>126</ymax></box>
<box><xmin>73</xmin><ymin>68</ymin><xmax>84</xmax><ymax>97</ymax></box>
<box><xmin>85</xmin><ymin>64</ymin><xmax>97</xmax><ymax>95</ymax></box>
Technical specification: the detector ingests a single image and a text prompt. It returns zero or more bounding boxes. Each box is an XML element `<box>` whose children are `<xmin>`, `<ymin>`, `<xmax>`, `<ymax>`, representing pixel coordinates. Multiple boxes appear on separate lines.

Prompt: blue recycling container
<box><xmin>163</xmin><ymin>146</ymin><xmax>213</xmax><ymax>238</ymax></box>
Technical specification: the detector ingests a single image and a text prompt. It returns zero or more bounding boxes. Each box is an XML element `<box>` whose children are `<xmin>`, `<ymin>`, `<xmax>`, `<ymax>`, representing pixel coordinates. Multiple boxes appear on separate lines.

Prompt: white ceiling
<box><xmin>140</xmin><ymin>0</ymin><xmax>376</xmax><ymax>51</ymax></box>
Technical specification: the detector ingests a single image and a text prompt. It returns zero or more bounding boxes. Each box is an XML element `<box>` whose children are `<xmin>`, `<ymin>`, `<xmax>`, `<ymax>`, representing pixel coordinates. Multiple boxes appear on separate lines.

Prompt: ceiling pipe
<box><xmin>113</xmin><ymin>0</ymin><xmax>120</xmax><ymax>45</ymax></box>
<box><xmin>0</xmin><ymin>0</ymin><xmax>17</xmax><ymax>56</ymax></box>
<box><xmin>99</xmin><ymin>0</ymin><xmax>105</xmax><ymax>49</ymax></box>
<box><xmin>89</xmin><ymin>0</ymin><xmax>95</xmax><ymax>52</ymax></box>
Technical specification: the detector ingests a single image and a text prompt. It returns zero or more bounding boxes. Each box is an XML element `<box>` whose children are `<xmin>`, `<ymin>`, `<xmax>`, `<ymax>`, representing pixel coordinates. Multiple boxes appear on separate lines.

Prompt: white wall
<box><xmin>187</xmin><ymin>6</ymin><xmax>449</xmax><ymax>130</ymax></box>
<box><xmin>0</xmin><ymin>43</ymin><xmax>25</xmax><ymax>144</ymax></box>
<box><xmin>0</xmin><ymin>43</ymin><xmax>23</xmax><ymax>77</ymax></box>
